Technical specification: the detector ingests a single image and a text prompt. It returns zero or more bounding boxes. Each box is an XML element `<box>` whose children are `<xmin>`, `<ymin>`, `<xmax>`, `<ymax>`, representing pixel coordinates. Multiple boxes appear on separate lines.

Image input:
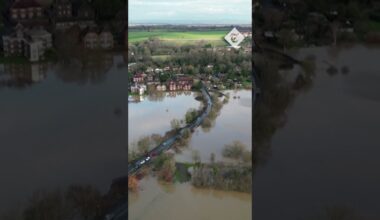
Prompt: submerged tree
<box><xmin>222</xmin><ymin>141</ymin><xmax>247</xmax><ymax>160</ymax></box>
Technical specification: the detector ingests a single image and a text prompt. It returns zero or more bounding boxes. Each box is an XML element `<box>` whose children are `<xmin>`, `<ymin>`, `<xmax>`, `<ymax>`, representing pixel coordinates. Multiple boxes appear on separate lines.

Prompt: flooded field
<box><xmin>128</xmin><ymin>91</ymin><xmax>199</xmax><ymax>144</ymax></box>
<box><xmin>129</xmin><ymin>177</ymin><xmax>251</xmax><ymax>220</ymax></box>
<box><xmin>128</xmin><ymin>90</ymin><xmax>252</xmax><ymax>220</ymax></box>
<box><xmin>254</xmin><ymin>45</ymin><xmax>380</xmax><ymax>219</ymax></box>
<box><xmin>177</xmin><ymin>90</ymin><xmax>252</xmax><ymax>162</ymax></box>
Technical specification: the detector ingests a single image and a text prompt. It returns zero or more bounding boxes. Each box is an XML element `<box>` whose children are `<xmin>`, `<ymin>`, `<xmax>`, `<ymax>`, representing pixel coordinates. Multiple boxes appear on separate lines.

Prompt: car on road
<box><xmin>139</xmin><ymin>160</ymin><xmax>145</xmax><ymax>165</ymax></box>
<box><xmin>145</xmin><ymin>156</ymin><xmax>151</xmax><ymax>162</ymax></box>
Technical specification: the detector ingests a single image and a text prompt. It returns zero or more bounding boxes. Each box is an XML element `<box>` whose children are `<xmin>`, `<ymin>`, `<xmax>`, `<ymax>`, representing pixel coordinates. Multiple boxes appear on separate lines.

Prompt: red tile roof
<box><xmin>12</xmin><ymin>0</ymin><xmax>42</xmax><ymax>8</ymax></box>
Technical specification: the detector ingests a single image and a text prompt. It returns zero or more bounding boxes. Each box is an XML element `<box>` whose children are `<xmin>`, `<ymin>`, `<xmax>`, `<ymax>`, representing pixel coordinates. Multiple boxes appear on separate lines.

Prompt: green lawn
<box><xmin>129</xmin><ymin>30</ymin><xmax>228</xmax><ymax>46</ymax></box>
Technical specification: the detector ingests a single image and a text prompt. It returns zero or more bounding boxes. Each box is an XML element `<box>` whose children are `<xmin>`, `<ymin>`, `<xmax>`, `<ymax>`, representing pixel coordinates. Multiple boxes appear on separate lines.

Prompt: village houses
<box><xmin>10</xmin><ymin>0</ymin><xmax>44</xmax><ymax>24</ymax></box>
<box><xmin>132</xmin><ymin>73</ymin><xmax>145</xmax><ymax>83</ymax></box>
<box><xmin>54</xmin><ymin>0</ymin><xmax>72</xmax><ymax>18</ymax></box>
<box><xmin>82</xmin><ymin>27</ymin><xmax>114</xmax><ymax>49</ymax></box>
<box><xmin>2</xmin><ymin>24</ymin><xmax>52</xmax><ymax>62</ymax></box>
<box><xmin>53</xmin><ymin>0</ymin><xmax>96</xmax><ymax>30</ymax></box>
<box><xmin>167</xmin><ymin>75</ymin><xmax>193</xmax><ymax>91</ymax></box>
<box><xmin>156</xmin><ymin>84</ymin><xmax>166</xmax><ymax>91</ymax></box>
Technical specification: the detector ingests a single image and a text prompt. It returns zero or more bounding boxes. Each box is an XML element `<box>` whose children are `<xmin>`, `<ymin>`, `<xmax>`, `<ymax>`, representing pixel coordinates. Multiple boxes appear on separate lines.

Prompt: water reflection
<box><xmin>0</xmin><ymin>54</ymin><xmax>128</xmax><ymax>219</ymax></box>
<box><xmin>0</xmin><ymin>52</ymin><xmax>115</xmax><ymax>89</ymax></box>
<box><xmin>253</xmin><ymin>52</ymin><xmax>315</xmax><ymax>167</ymax></box>
<box><xmin>0</xmin><ymin>180</ymin><xmax>131</xmax><ymax>220</ymax></box>
<box><xmin>128</xmin><ymin>91</ymin><xmax>200</xmax><ymax>144</ymax></box>
<box><xmin>0</xmin><ymin>63</ymin><xmax>48</xmax><ymax>89</ymax></box>
<box><xmin>54</xmin><ymin>53</ymin><xmax>114</xmax><ymax>85</ymax></box>
<box><xmin>253</xmin><ymin>45</ymin><xmax>380</xmax><ymax>219</ymax></box>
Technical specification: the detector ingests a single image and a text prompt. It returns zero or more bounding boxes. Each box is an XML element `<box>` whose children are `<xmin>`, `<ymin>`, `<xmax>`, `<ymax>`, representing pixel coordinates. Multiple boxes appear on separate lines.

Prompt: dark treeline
<box><xmin>254</xmin><ymin>0</ymin><xmax>380</xmax><ymax>47</ymax></box>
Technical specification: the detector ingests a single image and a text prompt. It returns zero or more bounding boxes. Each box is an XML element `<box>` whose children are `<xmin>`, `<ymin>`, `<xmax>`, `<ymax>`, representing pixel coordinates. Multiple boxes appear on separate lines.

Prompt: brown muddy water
<box><xmin>129</xmin><ymin>177</ymin><xmax>251</xmax><ymax>220</ymax></box>
<box><xmin>128</xmin><ymin>90</ymin><xmax>252</xmax><ymax>220</ymax></box>
<box><xmin>254</xmin><ymin>45</ymin><xmax>380</xmax><ymax>219</ymax></box>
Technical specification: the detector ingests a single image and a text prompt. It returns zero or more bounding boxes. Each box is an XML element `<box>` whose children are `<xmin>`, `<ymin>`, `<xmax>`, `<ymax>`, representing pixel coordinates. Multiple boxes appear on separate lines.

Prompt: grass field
<box><xmin>128</xmin><ymin>30</ymin><xmax>228</xmax><ymax>46</ymax></box>
<box><xmin>152</xmin><ymin>55</ymin><xmax>172</xmax><ymax>61</ymax></box>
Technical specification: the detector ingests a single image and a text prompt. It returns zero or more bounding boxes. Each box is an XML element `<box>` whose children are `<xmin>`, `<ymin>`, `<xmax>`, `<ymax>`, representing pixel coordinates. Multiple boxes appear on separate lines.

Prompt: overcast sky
<box><xmin>129</xmin><ymin>0</ymin><xmax>251</xmax><ymax>25</ymax></box>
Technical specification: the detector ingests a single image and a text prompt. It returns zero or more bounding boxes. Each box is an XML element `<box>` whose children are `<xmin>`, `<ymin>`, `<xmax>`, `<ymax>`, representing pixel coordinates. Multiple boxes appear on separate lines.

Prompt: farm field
<box><xmin>151</xmin><ymin>55</ymin><xmax>172</xmax><ymax>61</ymax></box>
<box><xmin>128</xmin><ymin>30</ymin><xmax>228</xmax><ymax>46</ymax></box>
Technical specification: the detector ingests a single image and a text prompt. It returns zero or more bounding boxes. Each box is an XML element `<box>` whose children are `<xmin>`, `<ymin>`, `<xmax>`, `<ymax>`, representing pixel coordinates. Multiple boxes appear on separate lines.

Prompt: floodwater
<box><xmin>128</xmin><ymin>90</ymin><xmax>252</xmax><ymax>220</ymax></box>
<box><xmin>254</xmin><ymin>45</ymin><xmax>380</xmax><ymax>219</ymax></box>
<box><xmin>0</xmin><ymin>54</ymin><xmax>128</xmax><ymax>215</ymax></box>
<box><xmin>129</xmin><ymin>177</ymin><xmax>251</xmax><ymax>220</ymax></box>
<box><xmin>128</xmin><ymin>91</ymin><xmax>198</xmax><ymax>145</ymax></box>
<box><xmin>176</xmin><ymin>90</ymin><xmax>252</xmax><ymax>162</ymax></box>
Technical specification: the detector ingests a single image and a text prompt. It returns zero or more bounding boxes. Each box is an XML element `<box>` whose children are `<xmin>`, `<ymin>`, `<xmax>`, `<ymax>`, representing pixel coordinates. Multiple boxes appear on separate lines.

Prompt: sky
<box><xmin>129</xmin><ymin>0</ymin><xmax>252</xmax><ymax>25</ymax></box>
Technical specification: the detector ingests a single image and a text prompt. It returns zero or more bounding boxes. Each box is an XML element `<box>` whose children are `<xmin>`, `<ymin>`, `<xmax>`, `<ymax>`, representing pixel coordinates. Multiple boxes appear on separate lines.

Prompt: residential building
<box><xmin>9</xmin><ymin>0</ymin><xmax>49</xmax><ymax>27</ymax></box>
<box><xmin>146</xmin><ymin>67</ymin><xmax>154</xmax><ymax>72</ymax></box>
<box><xmin>83</xmin><ymin>29</ymin><xmax>98</xmax><ymax>49</ymax></box>
<box><xmin>10</xmin><ymin>0</ymin><xmax>43</xmax><ymax>22</ymax></box>
<box><xmin>132</xmin><ymin>73</ymin><xmax>145</xmax><ymax>83</ymax></box>
<box><xmin>167</xmin><ymin>80</ymin><xmax>177</xmax><ymax>91</ymax></box>
<box><xmin>146</xmin><ymin>74</ymin><xmax>154</xmax><ymax>82</ymax></box>
<box><xmin>98</xmin><ymin>31</ymin><xmax>114</xmax><ymax>49</ymax></box>
<box><xmin>54</xmin><ymin>0</ymin><xmax>95</xmax><ymax>30</ymax></box>
<box><xmin>76</xmin><ymin>1</ymin><xmax>95</xmax><ymax>21</ymax></box>
<box><xmin>156</xmin><ymin>84</ymin><xmax>166</xmax><ymax>91</ymax></box>
<box><xmin>176</xmin><ymin>75</ymin><xmax>193</xmax><ymax>86</ymax></box>
<box><xmin>83</xmin><ymin>27</ymin><xmax>114</xmax><ymax>49</ymax></box>
<box><xmin>154</xmin><ymin>68</ymin><xmax>163</xmax><ymax>73</ymax></box>
<box><xmin>53</xmin><ymin>0</ymin><xmax>75</xmax><ymax>30</ymax></box>
<box><xmin>54</xmin><ymin>0</ymin><xmax>72</xmax><ymax>18</ymax></box>
<box><xmin>2</xmin><ymin>24</ymin><xmax>52</xmax><ymax>62</ymax></box>
<box><xmin>242</xmin><ymin>32</ymin><xmax>252</xmax><ymax>37</ymax></box>
<box><xmin>167</xmin><ymin>76</ymin><xmax>193</xmax><ymax>91</ymax></box>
